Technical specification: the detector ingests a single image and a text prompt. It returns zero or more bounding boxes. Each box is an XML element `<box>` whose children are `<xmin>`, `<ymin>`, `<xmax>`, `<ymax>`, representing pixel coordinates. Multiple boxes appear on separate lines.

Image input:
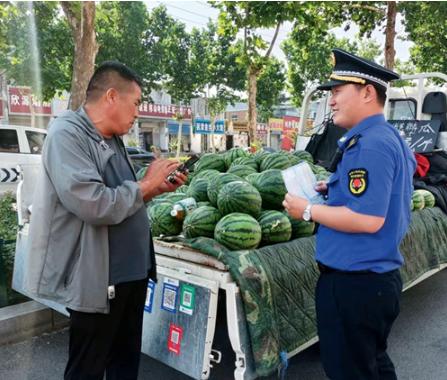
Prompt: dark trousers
<box><xmin>64</xmin><ymin>277</ymin><xmax>148</xmax><ymax>380</ymax></box>
<box><xmin>316</xmin><ymin>269</ymin><xmax>402</xmax><ymax>380</ymax></box>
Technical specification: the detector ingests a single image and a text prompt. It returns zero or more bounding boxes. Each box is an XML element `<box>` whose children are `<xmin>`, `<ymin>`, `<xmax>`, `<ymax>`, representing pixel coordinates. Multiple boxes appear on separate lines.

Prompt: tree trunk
<box><xmin>61</xmin><ymin>1</ymin><xmax>98</xmax><ymax>110</ymax></box>
<box><xmin>384</xmin><ymin>1</ymin><xmax>397</xmax><ymax>70</ymax></box>
<box><xmin>247</xmin><ymin>66</ymin><xmax>259</xmax><ymax>145</ymax></box>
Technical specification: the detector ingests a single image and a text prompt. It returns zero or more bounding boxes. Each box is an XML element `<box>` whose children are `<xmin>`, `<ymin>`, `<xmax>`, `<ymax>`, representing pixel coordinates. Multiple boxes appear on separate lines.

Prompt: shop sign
<box><xmin>138</xmin><ymin>102</ymin><xmax>192</xmax><ymax>119</ymax></box>
<box><xmin>282</xmin><ymin>116</ymin><xmax>299</xmax><ymax>150</ymax></box>
<box><xmin>232</xmin><ymin>121</ymin><xmax>249</xmax><ymax>133</ymax></box>
<box><xmin>8</xmin><ymin>86</ymin><xmax>52</xmax><ymax>116</ymax></box>
<box><xmin>256</xmin><ymin>123</ymin><xmax>268</xmax><ymax>136</ymax></box>
<box><xmin>0</xmin><ymin>99</ymin><xmax>3</xmax><ymax>118</ymax></box>
<box><xmin>194</xmin><ymin>119</ymin><xmax>225</xmax><ymax>134</ymax></box>
<box><xmin>167</xmin><ymin>121</ymin><xmax>190</xmax><ymax>135</ymax></box>
<box><xmin>268</xmin><ymin>118</ymin><xmax>284</xmax><ymax>135</ymax></box>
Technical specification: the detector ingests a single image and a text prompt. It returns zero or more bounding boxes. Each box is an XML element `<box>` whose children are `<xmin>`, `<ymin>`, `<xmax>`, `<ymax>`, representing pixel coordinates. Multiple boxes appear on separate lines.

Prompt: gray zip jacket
<box><xmin>25</xmin><ymin>107</ymin><xmax>147</xmax><ymax>313</ymax></box>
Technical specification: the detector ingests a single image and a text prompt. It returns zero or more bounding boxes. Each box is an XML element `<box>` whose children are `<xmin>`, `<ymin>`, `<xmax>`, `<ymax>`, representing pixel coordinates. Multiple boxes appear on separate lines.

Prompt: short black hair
<box><xmin>86</xmin><ymin>61</ymin><xmax>142</xmax><ymax>102</ymax></box>
<box><xmin>355</xmin><ymin>82</ymin><xmax>387</xmax><ymax>107</ymax></box>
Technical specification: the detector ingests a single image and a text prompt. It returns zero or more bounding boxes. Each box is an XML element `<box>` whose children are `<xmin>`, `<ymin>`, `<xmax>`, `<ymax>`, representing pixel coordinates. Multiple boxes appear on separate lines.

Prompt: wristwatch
<box><xmin>303</xmin><ymin>204</ymin><xmax>313</xmax><ymax>222</ymax></box>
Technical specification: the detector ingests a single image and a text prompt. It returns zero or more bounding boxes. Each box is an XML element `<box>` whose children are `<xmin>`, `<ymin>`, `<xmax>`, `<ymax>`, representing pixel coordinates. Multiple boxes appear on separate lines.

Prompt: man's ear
<box><xmin>363</xmin><ymin>84</ymin><xmax>376</xmax><ymax>104</ymax></box>
<box><xmin>105</xmin><ymin>88</ymin><xmax>118</xmax><ymax>104</ymax></box>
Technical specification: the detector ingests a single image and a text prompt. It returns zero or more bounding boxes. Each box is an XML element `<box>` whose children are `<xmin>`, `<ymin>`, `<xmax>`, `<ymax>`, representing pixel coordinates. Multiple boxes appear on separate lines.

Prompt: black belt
<box><xmin>317</xmin><ymin>262</ymin><xmax>373</xmax><ymax>275</ymax></box>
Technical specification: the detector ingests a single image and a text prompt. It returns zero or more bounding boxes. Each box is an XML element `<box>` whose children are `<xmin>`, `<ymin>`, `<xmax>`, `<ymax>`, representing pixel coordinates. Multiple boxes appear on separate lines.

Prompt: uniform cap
<box><xmin>318</xmin><ymin>48</ymin><xmax>400</xmax><ymax>91</ymax></box>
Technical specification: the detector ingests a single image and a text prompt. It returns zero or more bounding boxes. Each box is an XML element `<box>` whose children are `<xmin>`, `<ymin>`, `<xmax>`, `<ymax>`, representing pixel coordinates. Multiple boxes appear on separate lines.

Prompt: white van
<box><xmin>0</xmin><ymin>125</ymin><xmax>47</xmax><ymax>196</ymax></box>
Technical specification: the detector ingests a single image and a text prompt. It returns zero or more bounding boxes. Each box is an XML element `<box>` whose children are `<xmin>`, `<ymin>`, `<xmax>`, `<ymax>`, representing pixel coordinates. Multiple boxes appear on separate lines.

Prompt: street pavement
<box><xmin>2</xmin><ymin>269</ymin><xmax>447</xmax><ymax>380</ymax></box>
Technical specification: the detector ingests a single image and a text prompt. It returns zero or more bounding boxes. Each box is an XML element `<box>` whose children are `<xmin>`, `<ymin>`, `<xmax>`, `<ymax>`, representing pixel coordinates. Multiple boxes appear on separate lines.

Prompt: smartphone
<box><xmin>167</xmin><ymin>154</ymin><xmax>200</xmax><ymax>183</ymax></box>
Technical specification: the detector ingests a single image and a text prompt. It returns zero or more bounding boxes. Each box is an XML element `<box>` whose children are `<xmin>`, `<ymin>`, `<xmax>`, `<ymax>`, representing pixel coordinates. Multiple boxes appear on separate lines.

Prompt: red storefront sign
<box><xmin>8</xmin><ymin>86</ymin><xmax>52</xmax><ymax>116</ymax></box>
<box><xmin>139</xmin><ymin>102</ymin><xmax>192</xmax><ymax>119</ymax></box>
<box><xmin>282</xmin><ymin>116</ymin><xmax>300</xmax><ymax>151</ymax></box>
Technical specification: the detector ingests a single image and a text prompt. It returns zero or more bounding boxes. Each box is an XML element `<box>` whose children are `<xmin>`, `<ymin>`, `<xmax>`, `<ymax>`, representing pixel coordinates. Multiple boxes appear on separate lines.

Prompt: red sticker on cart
<box><xmin>167</xmin><ymin>324</ymin><xmax>183</xmax><ymax>355</ymax></box>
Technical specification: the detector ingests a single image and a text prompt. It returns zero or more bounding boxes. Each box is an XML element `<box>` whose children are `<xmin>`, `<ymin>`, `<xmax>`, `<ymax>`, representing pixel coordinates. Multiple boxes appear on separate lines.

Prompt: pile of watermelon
<box><xmin>147</xmin><ymin>148</ymin><xmax>324</xmax><ymax>250</ymax></box>
<box><xmin>411</xmin><ymin>189</ymin><xmax>436</xmax><ymax>211</ymax></box>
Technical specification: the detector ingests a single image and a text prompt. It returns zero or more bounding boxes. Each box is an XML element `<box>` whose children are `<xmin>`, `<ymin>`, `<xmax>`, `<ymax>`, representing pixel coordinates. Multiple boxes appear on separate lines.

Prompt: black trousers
<box><xmin>316</xmin><ymin>269</ymin><xmax>402</xmax><ymax>380</ymax></box>
<box><xmin>64</xmin><ymin>277</ymin><xmax>148</xmax><ymax>380</ymax></box>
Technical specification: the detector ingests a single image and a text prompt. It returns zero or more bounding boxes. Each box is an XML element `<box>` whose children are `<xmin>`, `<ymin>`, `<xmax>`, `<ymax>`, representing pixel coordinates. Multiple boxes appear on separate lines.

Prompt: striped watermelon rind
<box><xmin>252</xmin><ymin>169</ymin><xmax>287</xmax><ymax>210</ymax></box>
<box><xmin>224</xmin><ymin>148</ymin><xmax>248</xmax><ymax>169</ymax></box>
<box><xmin>207</xmin><ymin>172</ymin><xmax>242</xmax><ymax>206</ymax></box>
<box><xmin>260</xmin><ymin>153</ymin><xmax>291</xmax><ymax>171</ymax></box>
<box><xmin>412</xmin><ymin>190</ymin><xmax>425</xmax><ymax>210</ymax></box>
<box><xmin>293</xmin><ymin>150</ymin><xmax>314</xmax><ymax>163</ymax></box>
<box><xmin>217</xmin><ymin>181</ymin><xmax>262</xmax><ymax>217</ymax></box>
<box><xmin>186</xmin><ymin>178</ymin><xmax>209</xmax><ymax>202</ymax></box>
<box><xmin>148</xmin><ymin>202</ymin><xmax>182</xmax><ymax>237</ymax></box>
<box><xmin>182</xmin><ymin>206</ymin><xmax>222</xmax><ymax>238</ymax></box>
<box><xmin>283</xmin><ymin>211</ymin><xmax>315</xmax><ymax>239</ymax></box>
<box><xmin>415</xmin><ymin>189</ymin><xmax>435</xmax><ymax>208</ymax></box>
<box><xmin>227</xmin><ymin>164</ymin><xmax>258</xmax><ymax>178</ymax></box>
<box><xmin>194</xmin><ymin>153</ymin><xmax>226</xmax><ymax>172</ymax></box>
<box><xmin>214</xmin><ymin>212</ymin><xmax>262</xmax><ymax>250</ymax></box>
<box><xmin>230</xmin><ymin>156</ymin><xmax>258</xmax><ymax>171</ymax></box>
<box><xmin>258</xmin><ymin>210</ymin><xmax>292</xmax><ymax>245</ymax></box>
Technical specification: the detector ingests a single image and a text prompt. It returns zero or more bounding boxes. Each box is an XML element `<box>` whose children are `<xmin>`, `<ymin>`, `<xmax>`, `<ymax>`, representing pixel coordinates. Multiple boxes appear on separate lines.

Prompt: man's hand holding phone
<box><xmin>139</xmin><ymin>158</ymin><xmax>189</xmax><ymax>201</ymax></box>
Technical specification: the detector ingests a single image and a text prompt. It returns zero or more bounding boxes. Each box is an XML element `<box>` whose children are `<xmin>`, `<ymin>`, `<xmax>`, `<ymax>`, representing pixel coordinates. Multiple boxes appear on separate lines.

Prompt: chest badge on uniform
<box><xmin>348</xmin><ymin>169</ymin><xmax>368</xmax><ymax>196</ymax></box>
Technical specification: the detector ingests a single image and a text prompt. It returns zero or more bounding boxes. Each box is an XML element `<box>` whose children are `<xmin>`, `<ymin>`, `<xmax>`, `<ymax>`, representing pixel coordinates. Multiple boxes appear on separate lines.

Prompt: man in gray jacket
<box><xmin>26</xmin><ymin>61</ymin><xmax>186</xmax><ymax>379</ymax></box>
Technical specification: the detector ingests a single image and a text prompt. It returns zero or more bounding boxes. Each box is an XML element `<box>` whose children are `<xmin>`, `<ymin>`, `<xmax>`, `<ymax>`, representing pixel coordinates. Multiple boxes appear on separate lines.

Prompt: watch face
<box><xmin>303</xmin><ymin>211</ymin><xmax>310</xmax><ymax>221</ymax></box>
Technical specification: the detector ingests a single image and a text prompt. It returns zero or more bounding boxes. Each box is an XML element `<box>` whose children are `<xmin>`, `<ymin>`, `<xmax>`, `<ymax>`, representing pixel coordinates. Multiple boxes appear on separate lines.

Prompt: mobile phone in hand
<box><xmin>167</xmin><ymin>154</ymin><xmax>200</xmax><ymax>183</ymax></box>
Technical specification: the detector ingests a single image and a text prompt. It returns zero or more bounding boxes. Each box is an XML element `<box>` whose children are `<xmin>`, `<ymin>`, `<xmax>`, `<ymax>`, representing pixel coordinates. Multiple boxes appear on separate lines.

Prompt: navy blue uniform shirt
<box><xmin>316</xmin><ymin>114</ymin><xmax>416</xmax><ymax>273</ymax></box>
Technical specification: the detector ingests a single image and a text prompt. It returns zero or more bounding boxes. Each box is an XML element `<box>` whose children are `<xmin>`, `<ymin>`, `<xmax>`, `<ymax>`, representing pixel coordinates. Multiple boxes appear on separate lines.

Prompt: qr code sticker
<box><xmin>171</xmin><ymin>330</ymin><xmax>180</xmax><ymax>345</ymax></box>
<box><xmin>182</xmin><ymin>291</ymin><xmax>192</xmax><ymax>307</ymax></box>
<box><xmin>162</xmin><ymin>285</ymin><xmax>177</xmax><ymax>312</ymax></box>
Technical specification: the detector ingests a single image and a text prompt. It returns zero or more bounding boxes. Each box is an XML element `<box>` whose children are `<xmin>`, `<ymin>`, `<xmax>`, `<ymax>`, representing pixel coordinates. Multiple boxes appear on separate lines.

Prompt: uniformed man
<box><xmin>283</xmin><ymin>49</ymin><xmax>416</xmax><ymax>380</ymax></box>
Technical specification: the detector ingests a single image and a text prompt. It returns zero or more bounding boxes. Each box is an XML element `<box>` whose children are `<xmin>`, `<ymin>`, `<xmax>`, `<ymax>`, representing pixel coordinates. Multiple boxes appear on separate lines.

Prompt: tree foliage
<box><xmin>0</xmin><ymin>1</ymin><xmax>73</xmax><ymax>100</ymax></box>
<box><xmin>401</xmin><ymin>2</ymin><xmax>447</xmax><ymax>74</ymax></box>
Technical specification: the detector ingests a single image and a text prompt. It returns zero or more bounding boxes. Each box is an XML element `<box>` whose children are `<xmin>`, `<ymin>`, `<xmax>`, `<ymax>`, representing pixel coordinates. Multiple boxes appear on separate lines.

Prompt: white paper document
<box><xmin>281</xmin><ymin>162</ymin><xmax>325</xmax><ymax>204</ymax></box>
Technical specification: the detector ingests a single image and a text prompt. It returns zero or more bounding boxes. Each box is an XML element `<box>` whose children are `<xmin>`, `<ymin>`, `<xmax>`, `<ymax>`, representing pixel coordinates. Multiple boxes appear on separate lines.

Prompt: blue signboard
<box><xmin>194</xmin><ymin>119</ymin><xmax>225</xmax><ymax>135</ymax></box>
<box><xmin>167</xmin><ymin>122</ymin><xmax>190</xmax><ymax>135</ymax></box>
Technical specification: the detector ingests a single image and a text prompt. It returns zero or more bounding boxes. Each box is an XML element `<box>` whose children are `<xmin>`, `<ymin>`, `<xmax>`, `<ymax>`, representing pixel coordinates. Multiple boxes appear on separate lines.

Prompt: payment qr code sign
<box><xmin>179</xmin><ymin>284</ymin><xmax>196</xmax><ymax>316</ymax></box>
<box><xmin>144</xmin><ymin>280</ymin><xmax>155</xmax><ymax>313</ymax></box>
<box><xmin>161</xmin><ymin>282</ymin><xmax>178</xmax><ymax>313</ymax></box>
<box><xmin>168</xmin><ymin>324</ymin><xmax>183</xmax><ymax>355</ymax></box>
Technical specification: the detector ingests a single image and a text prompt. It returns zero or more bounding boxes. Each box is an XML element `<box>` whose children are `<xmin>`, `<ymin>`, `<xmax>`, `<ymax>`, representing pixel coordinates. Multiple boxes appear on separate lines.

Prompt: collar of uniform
<box><xmin>337</xmin><ymin>113</ymin><xmax>385</xmax><ymax>149</ymax></box>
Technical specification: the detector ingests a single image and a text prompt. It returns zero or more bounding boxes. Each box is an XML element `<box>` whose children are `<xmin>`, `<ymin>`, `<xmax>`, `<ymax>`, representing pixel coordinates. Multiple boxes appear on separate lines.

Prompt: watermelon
<box><xmin>186</xmin><ymin>178</ymin><xmax>209</xmax><ymax>202</ymax></box>
<box><xmin>246</xmin><ymin>172</ymin><xmax>261</xmax><ymax>186</ymax></box>
<box><xmin>260</xmin><ymin>153</ymin><xmax>291</xmax><ymax>171</ymax></box>
<box><xmin>412</xmin><ymin>190</ymin><xmax>425</xmax><ymax>210</ymax></box>
<box><xmin>227</xmin><ymin>164</ymin><xmax>258</xmax><ymax>178</ymax></box>
<box><xmin>182</xmin><ymin>206</ymin><xmax>222</xmax><ymax>238</ymax></box>
<box><xmin>217</xmin><ymin>181</ymin><xmax>262</xmax><ymax>217</ymax></box>
<box><xmin>148</xmin><ymin>202</ymin><xmax>182</xmax><ymax>237</ymax></box>
<box><xmin>214</xmin><ymin>213</ymin><xmax>262</xmax><ymax>250</ymax></box>
<box><xmin>287</xmin><ymin>155</ymin><xmax>301</xmax><ymax>166</ymax></box>
<box><xmin>175</xmin><ymin>185</ymin><xmax>189</xmax><ymax>193</ymax></box>
<box><xmin>312</xmin><ymin>165</ymin><xmax>328</xmax><ymax>175</ymax></box>
<box><xmin>224</xmin><ymin>148</ymin><xmax>248</xmax><ymax>169</ymax></box>
<box><xmin>253</xmin><ymin>150</ymin><xmax>271</xmax><ymax>166</ymax></box>
<box><xmin>283</xmin><ymin>211</ymin><xmax>315</xmax><ymax>239</ymax></box>
<box><xmin>252</xmin><ymin>169</ymin><xmax>287</xmax><ymax>210</ymax></box>
<box><xmin>230</xmin><ymin>156</ymin><xmax>258</xmax><ymax>171</ymax></box>
<box><xmin>194</xmin><ymin>153</ymin><xmax>226</xmax><ymax>172</ymax></box>
<box><xmin>293</xmin><ymin>150</ymin><xmax>314</xmax><ymax>164</ymax></box>
<box><xmin>163</xmin><ymin>192</ymin><xmax>188</xmax><ymax>203</ymax></box>
<box><xmin>197</xmin><ymin>201</ymin><xmax>212</xmax><ymax>207</ymax></box>
<box><xmin>136</xmin><ymin>166</ymin><xmax>148</xmax><ymax>181</ymax></box>
<box><xmin>257</xmin><ymin>210</ymin><xmax>292</xmax><ymax>245</ymax></box>
<box><xmin>415</xmin><ymin>189</ymin><xmax>435</xmax><ymax>208</ymax></box>
<box><xmin>192</xmin><ymin>169</ymin><xmax>220</xmax><ymax>181</ymax></box>
<box><xmin>207</xmin><ymin>172</ymin><xmax>242</xmax><ymax>206</ymax></box>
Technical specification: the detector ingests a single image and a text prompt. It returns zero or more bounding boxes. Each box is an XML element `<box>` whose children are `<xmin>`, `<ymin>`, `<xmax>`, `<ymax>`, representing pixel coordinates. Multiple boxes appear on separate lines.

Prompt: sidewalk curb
<box><xmin>0</xmin><ymin>301</ymin><xmax>68</xmax><ymax>346</ymax></box>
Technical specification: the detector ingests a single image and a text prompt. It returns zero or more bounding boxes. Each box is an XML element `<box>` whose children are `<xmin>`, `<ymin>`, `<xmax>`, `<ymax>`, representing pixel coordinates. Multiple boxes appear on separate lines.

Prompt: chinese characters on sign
<box><xmin>389</xmin><ymin>120</ymin><xmax>441</xmax><ymax>153</ymax></box>
<box><xmin>194</xmin><ymin>119</ymin><xmax>225</xmax><ymax>134</ymax></box>
<box><xmin>138</xmin><ymin>102</ymin><xmax>192</xmax><ymax>119</ymax></box>
<box><xmin>256</xmin><ymin>123</ymin><xmax>268</xmax><ymax>137</ymax></box>
<box><xmin>282</xmin><ymin>116</ymin><xmax>300</xmax><ymax>151</ymax></box>
<box><xmin>8</xmin><ymin>86</ymin><xmax>52</xmax><ymax>116</ymax></box>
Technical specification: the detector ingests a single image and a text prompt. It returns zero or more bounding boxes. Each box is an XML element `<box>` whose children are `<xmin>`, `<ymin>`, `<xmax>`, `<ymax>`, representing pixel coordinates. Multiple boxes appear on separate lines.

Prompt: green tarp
<box><xmin>161</xmin><ymin>207</ymin><xmax>447</xmax><ymax>377</ymax></box>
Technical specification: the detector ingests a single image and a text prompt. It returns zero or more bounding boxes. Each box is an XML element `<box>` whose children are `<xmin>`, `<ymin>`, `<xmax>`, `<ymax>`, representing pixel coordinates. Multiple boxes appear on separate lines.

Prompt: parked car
<box><xmin>125</xmin><ymin>146</ymin><xmax>156</xmax><ymax>172</ymax></box>
<box><xmin>0</xmin><ymin>125</ymin><xmax>47</xmax><ymax>196</ymax></box>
